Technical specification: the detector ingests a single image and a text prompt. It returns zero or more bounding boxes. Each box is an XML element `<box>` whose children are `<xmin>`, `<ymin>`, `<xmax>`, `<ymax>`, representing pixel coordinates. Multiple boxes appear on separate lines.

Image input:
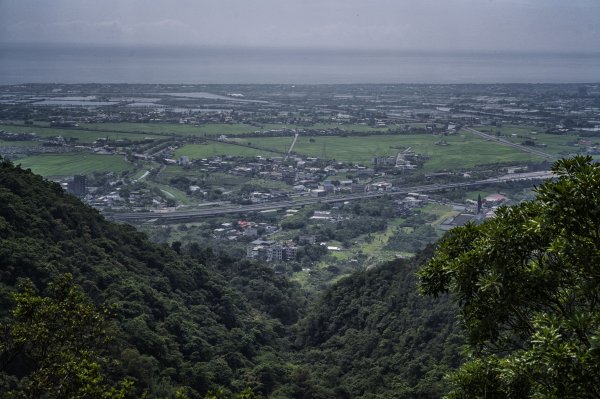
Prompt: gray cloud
<box><xmin>1</xmin><ymin>0</ymin><xmax>599</xmax><ymax>52</ymax></box>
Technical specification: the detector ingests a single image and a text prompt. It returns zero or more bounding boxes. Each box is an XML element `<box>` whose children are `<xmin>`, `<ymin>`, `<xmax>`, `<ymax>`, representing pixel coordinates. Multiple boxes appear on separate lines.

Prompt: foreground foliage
<box><xmin>419</xmin><ymin>156</ymin><xmax>600</xmax><ymax>398</ymax></box>
<box><xmin>0</xmin><ymin>274</ymin><xmax>132</xmax><ymax>398</ymax></box>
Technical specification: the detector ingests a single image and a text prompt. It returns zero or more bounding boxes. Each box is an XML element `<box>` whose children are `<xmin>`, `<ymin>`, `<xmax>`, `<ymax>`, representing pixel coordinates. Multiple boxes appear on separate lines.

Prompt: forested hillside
<box><xmin>419</xmin><ymin>156</ymin><xmax>600</xmax><ymax>398</ymax></box>
<box><xmin>0</xmin><ymin>159</ymin><xmax>463</xmax><ymax>398</ymax></box>
<box><xmin>0</xmin><ymin>159</ymin><xmax>297</xmax><ymax>397</ymax></box>
<box><xmin>292</xmin><ymin>251</ymin><xmax>463</xmax><ymax>398</ymax></box>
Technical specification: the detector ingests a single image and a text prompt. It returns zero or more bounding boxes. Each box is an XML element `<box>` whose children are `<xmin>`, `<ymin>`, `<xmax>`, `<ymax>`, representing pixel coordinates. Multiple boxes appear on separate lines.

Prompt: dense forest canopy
<box><xmin>0</xmin><ymin>158</ymin><xmax>293</xmax><ymax>397</ymax></box>
<box><xmin>419</xmin><ymin>156</ymin><xmax>600</xmax><ymax>398</ymax></box>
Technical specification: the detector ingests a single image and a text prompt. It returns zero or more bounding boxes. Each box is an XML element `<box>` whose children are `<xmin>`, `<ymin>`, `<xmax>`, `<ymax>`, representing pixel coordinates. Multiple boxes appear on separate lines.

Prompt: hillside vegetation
<box><xmin>419</xmin><ymin>156</ymin><xmax>600</xmax><ymax>398</ymax></box>
<box><xmin>0</xmin><ymin>159</ymin><xmax>294</xmax><ymax>397</ymax></box>
<box><xmin>293</xmin><ymin>250</ymin><xmax>463</xmax><ymax>398</ymax></box>
<box><xmin>0</xmin><ymin>159</ymin><xmax>464</xmax><ymax>398</ymax></box>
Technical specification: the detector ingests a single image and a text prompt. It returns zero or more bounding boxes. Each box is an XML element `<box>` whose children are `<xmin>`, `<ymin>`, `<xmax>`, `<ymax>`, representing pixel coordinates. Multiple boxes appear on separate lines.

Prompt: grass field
<box><xmin>242</xmin><ymin>133</ymin><xmax>541</xmax><ymax>171</ymax></box>
<box><xmin>342</xmin><ymin>205</ymin><xmax>453</xmax><ymax>265</ymax></box>
<box><xmin>254</xmin><ymin>122</ymin><xmax>434</xmax><ymax>133</ymax></box>
<box><xmin>145</xmin><ymin>182</ymin><xmax>190</xmax><ymax>204</ymax></box>
<box><xmin>80</xmin><ymin>122</ymin><xmax>405</xmax><ymax>136</ymax></box>
<box><xmin>478</xmin><ymin>124</ymin><xmax>536</xmax><ymax>136</ymax></box>
<box><xmin>260</xmin><ymin>122</ymin><xmax>399</xmax><ymax>132</ymax></box>
<box><xmin>131</xmin><ymin>163</ymin><xmax>157</xmax><ymax>180</ymax></box>
<box><xmin>0</xmin><ymin>140</ymin><xmax>40</xmax><ymax>148</ymax></box>
<box><xmin>421</xmin><ymin>203</ymin><xmax>461</xmax><ymax>226</ymax></box>
<box><xmin>81</xmin><ymin>122</ymin><xmax>258</xmax><ymax>136</ymax></box>
<box><xmin>15</xmin><ymin>153</ymin><xmax>131</xmax><ymax>176</ymax></box>
<box><xmin>4</xmin><ymin>121</ymin><xmax>441</xmax><ymax>143</ymax></box>
<box><xmin>505</xmin><ymin>133</ymin><xmax>584</xmax><ymax>156</ymax></box>
<box><xmin>315</xmin><ymin>218</ymin><xmax>407</xmax><ymax>269</ymax></box>
<box><xmin>477</xmin><ymin>125</ymin><xmax>584</xmax><ymax>156</ymax></box>
<box><xmin>174</xmin><ymin>142</ymin><xmax>281</xmax><ymax>158</ymax></box>
<box><xmin>2</xmin><ymin>125</ymin><xmax>162</xmax><ymax>143</ymax></box>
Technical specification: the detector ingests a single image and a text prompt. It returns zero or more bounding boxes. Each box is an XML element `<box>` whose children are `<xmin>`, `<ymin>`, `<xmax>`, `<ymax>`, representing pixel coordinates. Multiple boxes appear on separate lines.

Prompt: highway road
<box><xmin>106</xmin><ymin>170</ymin><xmax>555</xmax><ymax>223</ymax></box>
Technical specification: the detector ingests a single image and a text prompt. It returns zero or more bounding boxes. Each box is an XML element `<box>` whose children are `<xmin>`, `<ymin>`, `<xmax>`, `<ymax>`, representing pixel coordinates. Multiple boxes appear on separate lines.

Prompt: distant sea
<box><xmin>1</xmin><ymin>43</ymin><xmax>599</xmax><ymax>84</ymax></box>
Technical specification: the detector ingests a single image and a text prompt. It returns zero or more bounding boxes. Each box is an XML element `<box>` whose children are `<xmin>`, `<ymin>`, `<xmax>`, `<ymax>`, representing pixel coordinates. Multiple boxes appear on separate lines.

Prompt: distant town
<box><xmin>1</xmin><ymin>83</ymin><xmax>598</xmax><ymax>289</ymax></box>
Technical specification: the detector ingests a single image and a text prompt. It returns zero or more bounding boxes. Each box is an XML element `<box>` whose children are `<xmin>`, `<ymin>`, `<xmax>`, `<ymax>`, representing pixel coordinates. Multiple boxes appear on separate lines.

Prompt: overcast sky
<box><xmin>1</xmin><ymin>0</ymin><xmax>599</xmax><ymax>53</ymax></box>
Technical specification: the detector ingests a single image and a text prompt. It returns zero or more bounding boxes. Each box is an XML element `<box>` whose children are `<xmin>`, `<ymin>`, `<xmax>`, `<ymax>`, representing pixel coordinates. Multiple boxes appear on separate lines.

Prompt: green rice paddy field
<box><xmin>81</xmin><ymin>122</ymin><xmax>258</xmax><ymax>136</ymax></box>
<box><xmin>0</xmin><ymin>140</ymin><xmax>40</xmax><ymax>148</ymax></box>
<box><xmin>2</xmin><ymin>125</ymin><xmax>162</xmax><ymax>143</ymax></box>
<box><xmin>15</xmin><ymin>153</ymin><xmax>132</xmax><ymax>176</ymax></box>
<box><xmin>504</xmin><ymin>133</ymin><xmax>586</xmax><ymax>156</ymax></box>
<box><xmin>477</xmin><ymin>125</ymin><xmax>585</xmax><ymax>156</ymax></box>
<box><xmin>79</xmin><ymin>122</ymin><xmax>405</xmax><ymax>136</ymax></box>
<box><xmin>174</xmin><ymin>142</ymin><xmax>281</xmax><ymax>158</ymax></box>
<box><xmin>175</xmin><ymin>133</ymin><xmax>543</xmax><ymax>171</ymax></box>
<box><xmin>235</xmin><ymin>133</ymin><xmax>542</xmax><ymax>171</ymax></box>
<box><xmin>275</xmin><ymin>122</ymin><xmax>398</xmax><ymax>132</ymax></box>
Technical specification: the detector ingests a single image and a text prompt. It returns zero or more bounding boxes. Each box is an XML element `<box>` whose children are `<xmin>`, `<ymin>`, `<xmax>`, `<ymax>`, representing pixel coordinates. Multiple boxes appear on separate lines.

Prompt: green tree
<box><xmin>0</xmin><ymin>274</ymin><xmax>132</xmax><ymax>399</ymax></box>
<box><xmin>418</xmin><ymin>156</ymin><xmax>600</xmax><ymax>398</ymax></box>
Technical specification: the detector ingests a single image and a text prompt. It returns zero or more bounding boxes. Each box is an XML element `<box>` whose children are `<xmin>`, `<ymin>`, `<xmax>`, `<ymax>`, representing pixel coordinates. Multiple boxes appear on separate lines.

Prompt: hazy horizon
<box><xmin>2</xmin><ymin>0</ymin><xmax>600</xmax><ymax>84</ymax></box>
<box><xmin>2</xmin><ymin>0</ymin><xmax>600</xmax><ymax>53</ymax></box>
<box><xmin>4</xmin><ymin>41</ymin><xmax>600</xmax><ymax>57</ymax></box>
<box><xmin>1</xmin><ymin>43</ymin><xmax>600</xmax><ymax>85</ymax></box>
